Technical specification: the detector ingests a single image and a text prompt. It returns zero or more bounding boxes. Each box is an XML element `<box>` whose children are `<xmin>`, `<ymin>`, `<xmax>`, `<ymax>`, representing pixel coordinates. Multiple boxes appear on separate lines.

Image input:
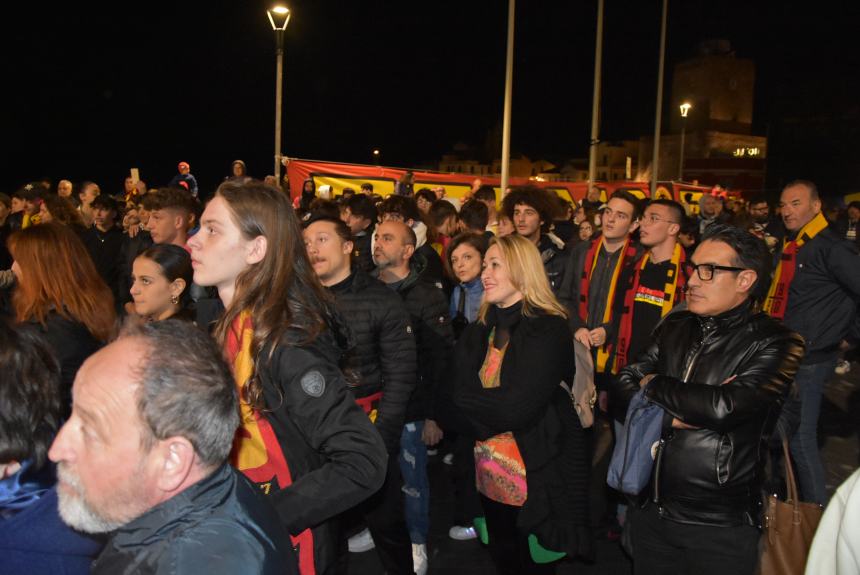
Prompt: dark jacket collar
<box><xmin>108</xmin><ymin>464</ymin><xmax>233</xmax><ymax>548</ymax></box>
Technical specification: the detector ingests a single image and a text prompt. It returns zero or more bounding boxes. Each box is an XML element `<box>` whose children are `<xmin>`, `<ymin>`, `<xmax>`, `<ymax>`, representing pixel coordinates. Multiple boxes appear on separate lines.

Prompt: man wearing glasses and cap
<box><xmin>610</xmin><ymin>224</ymin><xmax>805</xmax><ymax>575</ymax></box>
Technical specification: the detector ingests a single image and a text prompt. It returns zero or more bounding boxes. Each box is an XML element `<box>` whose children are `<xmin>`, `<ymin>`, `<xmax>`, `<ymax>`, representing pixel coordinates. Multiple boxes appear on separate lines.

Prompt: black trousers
<box><xmin>451</xmin><ymin>433</ymin><xmax>481</xmax><ymax>525</ymax></box>
<box><xmin>631</xmin><ymin>504</ymin><xmax>760</xmax><ymax>575</ymax></box>
<box><xmin>338</xmin><ymin>455</ymin><xmax>414</xmax><ymax>575</ymax></box>
<box><xmin>480</xmin><ymin>495</ymin><xmax>557</xmax><ymax>575</ymax></box>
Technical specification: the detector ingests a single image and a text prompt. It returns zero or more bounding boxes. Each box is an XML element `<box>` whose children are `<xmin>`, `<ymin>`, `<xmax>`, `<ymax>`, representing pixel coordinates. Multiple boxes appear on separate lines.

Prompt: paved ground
<box><xmin>348</xmin><ymin>367</ymin><xmax>860</xmax><ymax>574</ymax></box>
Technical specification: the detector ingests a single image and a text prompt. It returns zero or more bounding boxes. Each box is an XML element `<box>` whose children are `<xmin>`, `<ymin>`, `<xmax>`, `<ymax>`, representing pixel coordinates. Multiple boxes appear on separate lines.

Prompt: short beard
<box><xmin>56</xmin><ymin>463</ymin><xmax>135</xmax><ymax>534</ymax></box>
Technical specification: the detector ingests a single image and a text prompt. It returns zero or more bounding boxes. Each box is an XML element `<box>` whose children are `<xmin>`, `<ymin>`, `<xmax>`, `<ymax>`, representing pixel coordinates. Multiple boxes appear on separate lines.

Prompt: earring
<box><xmin>171</xmin><ymin>295</ymin><xmax>179</xmax><ymax>305</ymax></box>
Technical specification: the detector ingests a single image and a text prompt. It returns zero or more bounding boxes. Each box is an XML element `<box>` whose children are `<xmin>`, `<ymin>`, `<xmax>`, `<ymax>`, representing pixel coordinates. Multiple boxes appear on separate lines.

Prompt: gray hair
<box><xmin>120</xmin><ymin>319</ymin><xmax>239</xmax><ymax>468</ymax></box>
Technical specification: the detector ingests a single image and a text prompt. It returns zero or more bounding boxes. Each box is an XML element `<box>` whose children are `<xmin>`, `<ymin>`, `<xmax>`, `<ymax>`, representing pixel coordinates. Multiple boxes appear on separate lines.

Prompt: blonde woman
<box><xmin>451</xmin><ymin>234</ymin><xmax>591</xmax><ymax>574</ymax></box>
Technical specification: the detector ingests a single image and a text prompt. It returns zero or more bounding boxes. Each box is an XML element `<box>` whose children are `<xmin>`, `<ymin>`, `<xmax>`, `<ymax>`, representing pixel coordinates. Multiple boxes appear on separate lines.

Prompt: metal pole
<box><xmin>274</xmin><ymin>30</ymin><xmax>284</xmax><ymax>184</ymax></box>
<box><xmin>500</xmin><ymin>0</ymin><xmax>515</xmax><ymax>192</ymax></box>
<box><xmin>678</xmin><ymin>121</ymin><xmax>686</xmax><ymax>181</ymax></box>
<box><xmin>588</xmin><ymin>0</ymin><xmax>605</xmax><ymax>198</ymax></box>
<box><xmin>650</xmin><ymin>0</ymin><xmax>668</xmax><ymax>196</ymax></box>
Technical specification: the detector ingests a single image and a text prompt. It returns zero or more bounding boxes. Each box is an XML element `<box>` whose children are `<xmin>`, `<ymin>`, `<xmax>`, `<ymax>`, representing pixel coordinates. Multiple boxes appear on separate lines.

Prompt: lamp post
<box><xmin>678</xmin><ymin>101</ymin><xmax>691</xmax><ymax>181</ymax></box>
<box><xmin>500</xmin><ymin>0</ymin><xmax>516</xmax><ymax>192</ymax></box>
<box><xmin>650</xmin><ymin>0</ymin><xmax>668</xmax><ymax>197</ymax></box>
<box><xmin>267</xmin><ymin>5</ymin><xmax>291</xmax><ymax>186</ymax></box>
<box><xmin>372</xmin><ymin>149</ymin><xmax>380</xmax><ymax>165</ymax></box>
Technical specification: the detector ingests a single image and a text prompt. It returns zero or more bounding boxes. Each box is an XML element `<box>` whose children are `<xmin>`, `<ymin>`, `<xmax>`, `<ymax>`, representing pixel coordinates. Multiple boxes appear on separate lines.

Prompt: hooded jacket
<box><xmin>378</xmin><ymin>254</ymin><xmax>453</xmax><ymax>423</ymax></box>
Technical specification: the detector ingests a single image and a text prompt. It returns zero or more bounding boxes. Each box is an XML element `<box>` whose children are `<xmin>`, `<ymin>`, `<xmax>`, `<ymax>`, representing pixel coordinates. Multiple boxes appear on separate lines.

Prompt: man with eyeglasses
<box><xmin>610</xmin><ymin>200</ymin><xmax>687</xmax><ymax>377</ymax></box>
<box><xmin>610</xmin><ymin>224</ymin><xmax>804</xmax><ymax>575</ymax></box>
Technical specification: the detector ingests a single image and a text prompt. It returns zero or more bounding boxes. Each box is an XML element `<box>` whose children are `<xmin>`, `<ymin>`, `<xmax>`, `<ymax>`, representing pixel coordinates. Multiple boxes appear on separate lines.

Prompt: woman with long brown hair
<box><xmin>8</xmin><ymin>222</ymin><xmax>116</xmax><ymax>413</ymax></box>
<box><xmin>188</xmin><ymin>180</ymin><xmax>386</xmax><ymax>575</ymax></box>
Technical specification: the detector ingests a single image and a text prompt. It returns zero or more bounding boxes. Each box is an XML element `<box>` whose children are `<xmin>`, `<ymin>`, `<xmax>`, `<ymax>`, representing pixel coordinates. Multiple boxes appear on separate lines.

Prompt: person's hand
<box><xmin>639</xmin><ymin>374</ymin><xmax>657</xmax><ymax>388</ymax></box>
<box><xmin>598</xmin><ymin>390</ymin><xmax>609</xmax><ymax>413</ymax></box>
<box><xmin>422</xmin><ymin>419</ymin><xmax>443</xmax><ymax>446</ymax></box>
<box><xmin>589</xmin><ymin>327</ymin><xmax>607</xmax><ymax>347</ymax></box>
<box><xmin>671</xmin><ymin>418</ymin><xmax>700</xmax><ymax>430</ymax></box>
<box><xmin>128</xmin><ymin>223</ymin><xmax>140</xmax><ymax>238</ymax></box>
<box><xmin>574</xmin><ymin>328</ymin><xmax>592</xmax><ymax>348</ymax></box>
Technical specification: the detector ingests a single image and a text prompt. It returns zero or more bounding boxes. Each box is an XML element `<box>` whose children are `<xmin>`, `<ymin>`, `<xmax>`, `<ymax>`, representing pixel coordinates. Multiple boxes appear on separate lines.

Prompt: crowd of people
<box><xmin>1</xmin><ymin>166</ymin><xmax>859</xmax><ymax>575</ymax></box>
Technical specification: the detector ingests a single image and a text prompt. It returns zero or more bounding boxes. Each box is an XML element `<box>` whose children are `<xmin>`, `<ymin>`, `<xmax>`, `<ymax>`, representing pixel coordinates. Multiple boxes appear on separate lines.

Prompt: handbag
<box><xmin>559</xmin><ymin>340</ymin><xmax>597</xmax><ymax>428</ymax></box>
<box><xmin>758</xmin><ymin>440</ymin><xmax>823</xmax><ymax>575</ymax></box>
<box><xmin>606</xmin><ymin>388</ymin><xmax>664</xmax><ymax>495</ymax></box>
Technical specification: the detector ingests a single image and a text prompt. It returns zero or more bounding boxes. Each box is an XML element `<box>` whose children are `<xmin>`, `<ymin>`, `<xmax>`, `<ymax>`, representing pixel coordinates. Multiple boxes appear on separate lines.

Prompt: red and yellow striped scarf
<box><xmin>225</xmin><ymin>310</ymin><xmax>317</xmax><ymax>575</ymax></box>
<box><xmin>613</xmin><ymin>242</ymin><xmax>685</xmax><ymax>373</ymax></box>
<box><xmin>764</xmin><ymin>212</ymin><xmax>828</xmax><ymax>320</ymax></box>
<box><xmin>578</xmin><ymin>237</ymin><xmax>638</xmax><ymax>373</ymax></box>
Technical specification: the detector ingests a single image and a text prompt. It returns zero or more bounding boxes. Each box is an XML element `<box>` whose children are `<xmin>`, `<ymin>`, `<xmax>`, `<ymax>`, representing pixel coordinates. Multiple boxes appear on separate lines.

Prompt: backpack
<box><xmin>606</xmin><ymin>388</ymin><xmax>664</xmax><ymax>495</ymax></box>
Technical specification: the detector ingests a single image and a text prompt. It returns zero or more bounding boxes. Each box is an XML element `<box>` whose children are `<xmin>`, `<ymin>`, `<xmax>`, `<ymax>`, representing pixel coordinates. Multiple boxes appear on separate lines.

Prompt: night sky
<box><xmin>4</xmin><ymin>0</ymin><xmax>858</xmax><ymax>197</ymax></box>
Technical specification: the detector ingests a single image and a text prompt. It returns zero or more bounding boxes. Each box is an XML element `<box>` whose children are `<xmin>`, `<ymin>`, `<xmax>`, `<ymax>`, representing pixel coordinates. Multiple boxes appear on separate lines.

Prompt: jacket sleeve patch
<box><xmin>300</xmin><ymin>370</ymin><xmax>326</xmax><ymax>397</ymax></box>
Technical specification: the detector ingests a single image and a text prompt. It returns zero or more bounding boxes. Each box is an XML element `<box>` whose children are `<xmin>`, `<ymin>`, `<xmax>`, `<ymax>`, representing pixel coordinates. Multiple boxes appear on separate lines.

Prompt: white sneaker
<box><xmin>348</xmin><ymin>528</ymin><xmax>375</xmax><ymax>553</ymax></box>
<box><xmin>835</xmin><ymin>360</ymin><xmax>851</xmax><ymax>375</ymax></box>
<box><xmin>442</xmin><ymin>452</ymin><xmax>454</xmax><ymax>465</ymax></box>
<box><xmin>412</xmin><ymin>543</ymin><xmax>428</xmax><ymax>575</ymax></box>
<box><xmin>448</xmin><ymin>525</ymin><xmax>477</xmax><ymax>540</ymax></box>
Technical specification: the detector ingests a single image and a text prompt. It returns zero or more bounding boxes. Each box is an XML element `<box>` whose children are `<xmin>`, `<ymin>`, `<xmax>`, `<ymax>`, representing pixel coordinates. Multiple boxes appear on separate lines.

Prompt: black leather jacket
<box><xmin>611</xmin><ymin>301</ymin><xmax>805</xmax><ymax>527</ymax></box>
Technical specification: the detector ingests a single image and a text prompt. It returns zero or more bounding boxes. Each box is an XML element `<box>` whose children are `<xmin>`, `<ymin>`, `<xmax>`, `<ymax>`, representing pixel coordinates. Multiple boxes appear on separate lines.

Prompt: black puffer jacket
<box><xmin>611</xmin><ymin>302</ymin><xmax>805</xmax><ymax>527</ymax></box>
<box><xmin>92</xmin><ymin>464</ymin><xmax>297</xmax><ymax>575</ymax></box>
<box><xmin>779</xmin><ymin>226</ymin><xmax>860</xmax><ymax>364</ymax></box>
<box><xmin>330</xmin><ymin>268</ymin><xmax>417</xmax><ymax>452</ymax></box>
<box><xmin>382</xmin><ymin>256</ymin><xmax>453</xmax><ymax>423</ymax></box>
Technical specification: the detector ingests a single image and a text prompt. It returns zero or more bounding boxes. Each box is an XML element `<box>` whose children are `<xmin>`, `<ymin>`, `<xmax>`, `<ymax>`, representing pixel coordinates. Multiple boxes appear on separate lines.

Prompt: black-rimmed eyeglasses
<box><xmin>683</xmin><ymin>262</ymin><xmax>748</xmax><ymax>281</ymax></box>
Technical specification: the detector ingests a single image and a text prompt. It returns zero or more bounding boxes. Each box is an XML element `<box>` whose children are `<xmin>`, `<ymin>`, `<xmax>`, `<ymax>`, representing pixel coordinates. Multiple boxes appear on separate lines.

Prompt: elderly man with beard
<box><xmin>48</xmin><ymin>320</ymin><xmax>297</xmax><ymax>575</ymax></box>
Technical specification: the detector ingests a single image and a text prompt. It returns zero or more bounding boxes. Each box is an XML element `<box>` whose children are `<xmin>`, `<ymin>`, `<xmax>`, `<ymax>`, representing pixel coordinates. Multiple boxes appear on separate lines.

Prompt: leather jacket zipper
<box><xmin>653</xmin><ymin>437</ymin><xmax>666</xmax><ymax>506</ymax></box>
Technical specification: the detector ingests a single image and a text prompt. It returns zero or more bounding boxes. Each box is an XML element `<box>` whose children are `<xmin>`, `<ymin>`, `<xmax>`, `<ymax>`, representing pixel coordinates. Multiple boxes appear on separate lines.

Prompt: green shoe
<box><xmin>528</xmin><ymin>534</ymin><xmax>566</xmax><ymax>564</ymax></box>
<box><xmin>473</xmin><ymin>516</ymin><xmax>489</xmax><ymax>545</ymax></box>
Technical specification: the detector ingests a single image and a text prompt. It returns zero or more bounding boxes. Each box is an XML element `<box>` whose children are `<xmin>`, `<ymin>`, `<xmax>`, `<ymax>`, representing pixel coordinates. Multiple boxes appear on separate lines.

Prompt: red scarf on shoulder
<box><xmin>764</xmin><ymin>212</ymin><xmax>828</xmax><ymax>320</ymax></box>
<box><xmin>578</xmin><ymin>237</ymin><xmax>639</xmax><ymax>372</ymax></box>
<box><xmin>613</xmin><ymin>243</ymin><xmax>685</xmax><ymax>373</ymax></box>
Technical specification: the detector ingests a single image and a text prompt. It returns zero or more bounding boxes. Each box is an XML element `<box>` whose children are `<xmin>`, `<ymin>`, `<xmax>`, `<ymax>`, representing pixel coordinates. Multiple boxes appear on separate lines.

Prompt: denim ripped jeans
<box><xmin>399</xmin><ymin>421</ymin><xmax>430</xmax><ymax>544</ymax></box>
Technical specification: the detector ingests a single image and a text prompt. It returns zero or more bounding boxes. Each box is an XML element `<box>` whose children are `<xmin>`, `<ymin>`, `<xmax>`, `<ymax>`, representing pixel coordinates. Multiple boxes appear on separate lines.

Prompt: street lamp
<box><xmin>268</xmin><ymin>5</ymin><xmax>291</xmax><ymax>186</ymax></box>
<box><xmin>372</xmin><ymin>149</ymin><xmax>380</xmax><ymax>165</ymax></box>
<box><xmin>678</xmin><ymin>101</ymin><xmax>692</xmax><ymax>181</ymax></box>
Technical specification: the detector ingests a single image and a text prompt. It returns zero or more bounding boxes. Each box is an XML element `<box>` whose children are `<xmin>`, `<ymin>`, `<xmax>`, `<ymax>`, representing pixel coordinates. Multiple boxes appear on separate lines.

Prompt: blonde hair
<box><xmin>477</xmin><ymin>234</ymin><xmax>568</xmax><ymax>323</ymax></box>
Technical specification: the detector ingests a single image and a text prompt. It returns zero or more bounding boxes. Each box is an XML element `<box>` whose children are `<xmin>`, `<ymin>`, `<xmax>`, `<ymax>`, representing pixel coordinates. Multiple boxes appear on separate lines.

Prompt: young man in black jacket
<box><xmin>303</xmin><ymin>216</ymin><xmax>416</xmax><ymax>575</ymax></box>
<box><xmin>502</xmin><ymin>186</ymin><xmax>569</xmax><ymax>294</ymax></box>
<box><xmin>373</xmin><ymin>220</ymin><xmax>454</xmax><ymax>575</ymax></box>
<box><xmin>611</xmin><ymin>225</ymin><xmax>804</xmax><ymax>575</ymax></box>
<box><xmin>764</xmin><ymin>180</ymin><xmax>860</xmax><ymax>505</ymax></box>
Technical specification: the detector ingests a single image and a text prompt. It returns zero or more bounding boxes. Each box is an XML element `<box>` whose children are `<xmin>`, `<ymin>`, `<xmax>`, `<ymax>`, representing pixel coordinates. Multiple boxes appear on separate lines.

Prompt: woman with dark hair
<box><xmin>188</xmin><ymin>180</ymin><xmax>386</xmax><ymax>575</ymax></box>
<box><xmin>8</xmin><ymin>223</ymin><xmax>116</xmax><ymax>413</ymax></box>
<box><xmin>38</xmin><ymin>195</ymin><xmax>87</xmax><ymax>236</ymax></box>
<box><xmin>129</xmin><ymin>244</ymin><xmax>194</xmax><ymax>322</ymax></box>
<box><xmin>450</xmin><ymin>234</ymin><xmax>591</xmax><ymax>574</ymax></box>
<box><xmin>447</xmin><ymin>232</ymin><xmax>489</xmax><ymax>340</ymax></box>
<box><xmin>0</xmin><ymin>322</ymin><xmax>102</xmax><ymax>574</ymax></box>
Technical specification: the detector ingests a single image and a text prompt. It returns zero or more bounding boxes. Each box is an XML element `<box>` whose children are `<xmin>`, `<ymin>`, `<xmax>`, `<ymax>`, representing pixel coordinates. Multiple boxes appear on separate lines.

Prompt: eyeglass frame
<box><xmin>683</xmin><ymin>262</ymin><xmax>749</xmax><ymax>281</ymax></box>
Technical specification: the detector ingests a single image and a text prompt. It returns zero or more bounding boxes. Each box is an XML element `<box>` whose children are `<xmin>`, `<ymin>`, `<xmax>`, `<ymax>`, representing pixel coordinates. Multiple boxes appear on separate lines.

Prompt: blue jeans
<box><xmin>787</xmin><ymin>359</ymin><xmax>836</xmax><ymax>505</ymax></box>
<box><xmin>399</xmin><ymin>421</ymin><xmax>429</xmax><ymax>544</ymax></box>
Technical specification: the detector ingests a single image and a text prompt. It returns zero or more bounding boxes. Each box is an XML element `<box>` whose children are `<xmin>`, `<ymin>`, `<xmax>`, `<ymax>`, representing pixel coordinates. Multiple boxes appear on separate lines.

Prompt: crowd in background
<box><xmin>1</xmin><ymin>160</ymin><xmax>859</xmax><ymax>575</ymax></box>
